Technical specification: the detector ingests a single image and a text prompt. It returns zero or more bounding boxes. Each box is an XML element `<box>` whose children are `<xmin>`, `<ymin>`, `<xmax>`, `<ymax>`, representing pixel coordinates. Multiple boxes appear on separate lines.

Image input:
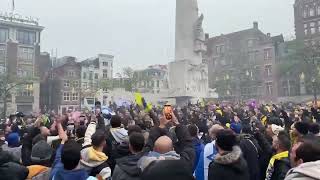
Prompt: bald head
<box><xmin>154</xmin><ymin>136</ymin><xmax>173</xmax><ymax>154</ymax></box>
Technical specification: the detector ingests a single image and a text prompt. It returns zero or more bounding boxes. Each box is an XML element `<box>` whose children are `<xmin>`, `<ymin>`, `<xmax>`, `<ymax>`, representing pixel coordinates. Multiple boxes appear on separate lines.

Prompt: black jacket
<box><xmin>208</xmin><ymin>146</ymin><xmax>249</xmax><ymax>180</ymax></box>
<box><xmin>270</xmin><ymin>157</ymin><xmax>291</xmax><ymax>180</ymax></box>
<box><xmin>239</xmin><ymin>134</ymin><xmax>261</xmax><ymax>180</ymax></box>
<box><xmin>0</xmin><ymin>149</ymin><xmax>29</xmax><ymax>180</ymax></box>
<box><xmin>254</xmin><ymin>131</ymin><xmax>273</xmax><ymax>180</ymax></box>
<box><xmin>112</xmin><ymin>152</ymin><xmax>145</xmax><ymax>180</ymax></box>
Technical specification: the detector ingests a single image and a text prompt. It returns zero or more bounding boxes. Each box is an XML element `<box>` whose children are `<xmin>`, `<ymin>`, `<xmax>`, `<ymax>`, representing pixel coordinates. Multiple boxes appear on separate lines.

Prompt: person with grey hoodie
<box><xmin>285</xmin><ymin>136</ymin><xmax>320</xmax><ymax>180</ymax></box>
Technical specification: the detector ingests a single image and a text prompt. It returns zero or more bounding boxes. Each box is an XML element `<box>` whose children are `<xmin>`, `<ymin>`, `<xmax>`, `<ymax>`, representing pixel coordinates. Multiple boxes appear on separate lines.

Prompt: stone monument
<box><xmin>168</xmin><ymin>0</ymin><xmax>211</xmax><ymax>105</ymax></box>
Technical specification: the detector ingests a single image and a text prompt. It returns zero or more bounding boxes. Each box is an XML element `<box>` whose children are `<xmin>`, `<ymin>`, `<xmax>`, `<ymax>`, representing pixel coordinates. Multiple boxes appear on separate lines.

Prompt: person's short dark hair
<box><xmin>76</xmin><ymin>125</ymin><xmax>86</xmax><ymax>138</ymax></box>
<box><xmin>309</xmin><ymin>123</ymin><xmax>320</xmax><ymax>135</ymax></box>
<box><xmin>188</xmin><ymin>124</ymin><xmax>198</xmax><ymax>137</ymax></box>
<box><xmin>296</xmin><ymin>136</ymin><xmax>320</xmax><ymax>163</ymax></box>
<box><xmin>294</xmin><ymin>121</ymin><xmax>309</xmax><ymax>135</ymax></box>
<box><xmin>267</xmin><ymin>117</ymin><xmax>283</xmax><ymax>127</ymax></box>
<box><xmin>110</xmin><ymin>115</ymin><xmax>122</xmax><ymax>128</ymax></box>
<box><xmin>129</xmin><ymin>132</ymin><xmax>145</xmax><ymax>152</ymax></box>
<box><xmin>128</xmin><ymin>125</ymin><xmax>142</xmax><ymax>136</ymax></box>
<box><xmin>216</xmin><ymin>129</ymin><xmax>236</xmax><ymax>151</ymax></box>
<box><xmin>241</xmin><ymin>124</ymin><xmax>253</xmax><ymax>134</ymax></box>
<box><xmin>62</xmin><ymin>140</ymin><xmax>82</xmax><ymax>170</ymax></box>
<box><xmin>91</xmin><ymin>130</ymin><xmax>106</xmax><ymax>147</ymax></box>
<box><xmin>277</xmin><ymin>131</ymin><xmax>291</xmax><ymax>151</ymax></box>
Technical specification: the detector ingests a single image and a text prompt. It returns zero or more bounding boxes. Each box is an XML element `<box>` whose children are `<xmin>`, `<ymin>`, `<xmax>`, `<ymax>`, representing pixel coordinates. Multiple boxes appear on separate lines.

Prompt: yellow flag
<box><xmin>134</xmin><ymin>92</ymin><xmax>143</xmax><ymax>107</ymax></box>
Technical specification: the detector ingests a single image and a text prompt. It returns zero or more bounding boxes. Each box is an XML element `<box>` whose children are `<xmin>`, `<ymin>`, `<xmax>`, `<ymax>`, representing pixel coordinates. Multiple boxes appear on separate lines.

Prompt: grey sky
<box><xmin>0</xmin><ymin>0</ymin><xmax>295</xmax><ymax>74</ymax></box>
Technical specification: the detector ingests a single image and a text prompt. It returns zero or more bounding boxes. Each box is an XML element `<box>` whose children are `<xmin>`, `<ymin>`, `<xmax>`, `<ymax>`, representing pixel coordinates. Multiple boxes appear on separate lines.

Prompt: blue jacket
<box><xmin>50</xmin><ymin>144</ymin><xmax>96</xmax><ymax>180</ymax></box>
<box><xmin>192</xmin><ymin>137</ymin><xmax>204</xmax><ymax>172</ymax></box>
<box><xmin>194</xmin><ymin>141</ymin><xmax>218</xmax><ymax>180</ymax></box>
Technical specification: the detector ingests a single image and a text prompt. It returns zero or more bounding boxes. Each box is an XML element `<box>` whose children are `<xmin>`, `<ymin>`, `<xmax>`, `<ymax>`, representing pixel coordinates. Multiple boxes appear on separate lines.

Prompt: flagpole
<box><xmin>11</xmin><ymin>0</ymin><xmax>15</xmax><ymax>13</ymax></box>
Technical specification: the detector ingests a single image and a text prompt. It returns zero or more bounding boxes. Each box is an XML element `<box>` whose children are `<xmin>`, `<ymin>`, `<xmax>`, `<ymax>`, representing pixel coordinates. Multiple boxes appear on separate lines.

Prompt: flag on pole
<box><xmin>134</xmin><ymin>92</ymin><xmax>143</xmax><ymax>107</ymax></box>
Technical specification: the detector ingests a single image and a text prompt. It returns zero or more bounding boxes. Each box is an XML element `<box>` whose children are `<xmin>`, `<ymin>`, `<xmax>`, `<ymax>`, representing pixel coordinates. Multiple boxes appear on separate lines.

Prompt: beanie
<box><xmin>230</xmin><ymin>123</ymin><xmax>242</xmax><ymax>134</ymax></box>
<box><xmin>216</xmin><ymin>129</ymin><xmax>236</xmax><ymax>151</ymax></box>
<box><xmin>294</xmin><ymin>122</ymin><xmax>309</xmax><ymax>135</ymax></box>
<box><xmin>7</xmin><ymin>132</ymin><xmax>20</xmax><ymax>147</ymax></box>
<box><xmin>31</xmin><ymin>140</ymin><xmax>53</xmax><ymax>163</ymax></box>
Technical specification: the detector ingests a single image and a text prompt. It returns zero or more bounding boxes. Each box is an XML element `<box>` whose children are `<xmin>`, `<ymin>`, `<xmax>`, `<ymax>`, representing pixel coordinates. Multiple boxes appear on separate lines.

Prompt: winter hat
<box><xmin>294</xmin><ymin>122</ymin><xmax>309</xmax><ymax>135</ymax></box>
<box><xmin>271</xmin><ymin>124</ymin><xmax>284</xmax><ymax>136</ymax></box>
<box><xmin>230</xmin><ymin>123</ymin><xmax>242</xmax><ymax>134</ymax></box>
<box><xmin>7</xmin><ymin>132</ymin><xmax>20</xmax><ymax>147</ymax></box>
<box><xmin>31</xmin><ymin>140</ymin><xmax>53</xmax><ymax>163</ymax></box>
<box><xmin>141</xmin><ymin>160</ymin><xmax>193</xmax><ymax>180</ymax></box>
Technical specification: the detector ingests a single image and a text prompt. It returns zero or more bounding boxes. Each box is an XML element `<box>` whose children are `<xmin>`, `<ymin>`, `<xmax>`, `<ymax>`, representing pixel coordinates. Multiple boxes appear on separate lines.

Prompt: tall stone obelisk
<box><xmin>168</xmin><ymin>0</ymin><xmax>209</xmax><ymax>106</ymax></box>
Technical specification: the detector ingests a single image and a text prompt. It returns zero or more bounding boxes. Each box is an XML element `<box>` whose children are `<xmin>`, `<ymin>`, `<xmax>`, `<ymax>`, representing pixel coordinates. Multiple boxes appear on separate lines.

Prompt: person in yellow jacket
<box><xmin>27</xmin><ymin>140</ymin><xmax>53</xmax><ymax>180</ymax></box>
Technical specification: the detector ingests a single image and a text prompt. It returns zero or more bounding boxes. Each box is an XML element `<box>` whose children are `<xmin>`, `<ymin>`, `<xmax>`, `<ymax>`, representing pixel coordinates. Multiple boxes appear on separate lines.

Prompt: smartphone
<box><xmin>164</xmin><ymin>105</ymin><xmax>173</xmax><ymax>120</ymax></box>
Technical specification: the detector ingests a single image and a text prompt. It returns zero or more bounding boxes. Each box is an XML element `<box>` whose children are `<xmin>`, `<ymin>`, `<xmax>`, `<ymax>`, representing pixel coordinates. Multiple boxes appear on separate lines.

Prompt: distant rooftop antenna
<box><xmin>11</xmin><ymin>0</ymin><xmax>15</xmax><ymax>13</ymax></box>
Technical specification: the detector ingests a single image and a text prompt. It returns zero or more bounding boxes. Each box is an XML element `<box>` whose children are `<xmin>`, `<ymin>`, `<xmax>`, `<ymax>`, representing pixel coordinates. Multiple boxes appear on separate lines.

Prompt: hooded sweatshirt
<box><xmin>285</xmin><ymin>160</ymin><xmax>320</xmax><ymax>180</ymax></box>
<box><xmin>112</xmin><ymin>153</ymin><xmax>145</xmax><ymax>180</ymax></box>
<box><xmin>208</xmin><ymin>146</ymin><xmax>249</xmax><ymax>180</ymax></box>
<box><xmin>110</xmin><ymin>127</ymin><xmax>128</xmax><ymax>144</ymax></box>
<box><xmin>138</xmin><ymin>151</ymin><xmax>181</xmax><ymax>171</ymax></box>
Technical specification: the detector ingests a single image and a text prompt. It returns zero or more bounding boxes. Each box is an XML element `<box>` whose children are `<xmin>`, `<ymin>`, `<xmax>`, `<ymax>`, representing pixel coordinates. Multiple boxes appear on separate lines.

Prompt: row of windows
<box><xmin>304</xmin><ymin>21</ymin><xmax>320</xmax><ymax>35</ymax></box>
<box><xmin>18</xmin><ymin>47</ymin><xmax>34</xmax><ymax>63</ymax></box>
<box><xmin>63</xmin><ymin>80</ymin><xmax>80</xmax><ymax>88</ymax></box>
<box><xmin>0</xmin><ymin>29</ymin><xmax>37</xmax><ymax>45</ymax></box>
<box><xmin>83</xmin><ymin>70</ymin><xmax>109</xmax><ymax>79</ymax></box>
<box><xmin>63</xmin><ymin>92</ymin><xmax>79</xmax><ymax>101</ymax></box>
<box><xmin>16</xmin><ymin>30</ymin><xmax>36</xmax><ymax>45</ymax></box>
<box><xmin>303</xmin><ymin>4</ymin><xmax>320</xmax><ymax>18</ymax></box>
<box><xmin>102</xmin><ymin>61</ymin><xmax>113</xmax><ymax>67</ymax></box>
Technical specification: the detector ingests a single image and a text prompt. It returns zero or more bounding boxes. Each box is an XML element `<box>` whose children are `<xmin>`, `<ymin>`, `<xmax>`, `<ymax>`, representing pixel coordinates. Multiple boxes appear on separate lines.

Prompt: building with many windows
<box><xmin>80</xmin><ymin>54</ymin><xmax>113</xmax><ymax>109</ymax></box>
<box><xmin>51</xmin><ymin>56</ymin><xmax>81</xmax><ymax>114</ymax></box>
<box><xmin>206</xmin><ymin>22</ymin><xmax>282</xmax><ymax>102</ymax></box>
<box><xmin>0</xmin><ymin>14</ymin><xmax>44</xmax><ymax>114</ymax></box>
<box><xmin>294</xmin><ymin>0</ymin><xmax>320</xmax><ymax>43</ymax></box>
<box><xmin>134</xmin><ymin>64</ymin><xmax>168</xmax><ymax>94</ymax></box>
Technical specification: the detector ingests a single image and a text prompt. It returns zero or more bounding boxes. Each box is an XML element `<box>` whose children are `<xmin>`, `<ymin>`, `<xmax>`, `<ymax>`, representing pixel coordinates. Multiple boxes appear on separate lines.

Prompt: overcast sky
<box><xmin>0</xmin><ymin>0</ymin><xmax>295</xmax><ymax>74</ymax></box>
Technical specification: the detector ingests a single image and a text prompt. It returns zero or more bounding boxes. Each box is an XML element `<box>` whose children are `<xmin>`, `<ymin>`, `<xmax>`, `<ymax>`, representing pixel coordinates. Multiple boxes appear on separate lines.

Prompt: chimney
<box><xmin>205</xmin><ymin>33</ymin><xmax>209</xmax><ymax>40</ymax></box>
<box><xmin>267</xmin><ymin>33</ymin><xmax>271</xmax><ymax>37</ymax></box>
<box><xmin>253</xmin><ymin>21</ymin><xmax>258</xmax><ymax>29</ymax></box>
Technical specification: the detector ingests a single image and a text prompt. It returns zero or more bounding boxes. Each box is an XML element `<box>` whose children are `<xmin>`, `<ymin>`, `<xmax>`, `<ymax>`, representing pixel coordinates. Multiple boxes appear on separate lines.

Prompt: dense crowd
<box><xmin>1</xmin><ymin>101</ymin><xmax>320</xmax><ymax>180</ymax></box>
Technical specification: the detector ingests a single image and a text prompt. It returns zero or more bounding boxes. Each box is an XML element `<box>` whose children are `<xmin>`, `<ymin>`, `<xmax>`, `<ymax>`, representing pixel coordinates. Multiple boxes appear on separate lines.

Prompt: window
<box><xmin>0</xmin><ymin>45</ymin><xmax>6</xmax><ymax>69</ymax></box>
<box><xmin>304</xmin><ymin>23</ymin><xmax>308</xmax><ymax>35</ymax></box>
<box><xmin>247</xmin><ymin>39</ymin><xmax>254</xmax><ymax>48</ymax></box>
<box><xmin>103</xmin><ymin>70</ymin><xmax>108</xmax><ymax>78</ymax></box>
<box><xmin>64</xmin><ymin>80</ymin><xmax>70</xmax><ymax>87</ymax></box>
<box><xmin>216</xmin><ymin>45</ymin><xmax>225</xmax><ymax>55</ymax></box>
<box><xmin>157</xmin><ymin>80</ymin><xmax>160</xmax><ymax>88</ymax></box>
<box><xmin>83</xmin><ymin>72</ymin><xmax>87</xmax><ymax>79</ymax></box>
<box><xmin>318</xmin><ymin>6</ymin><xmax>320</xmax><ymax>15</ymax></box>
<box><xmin>103</xmin><ymin>62</ymin><xmax>108</xmax><ymax>66</ymax></box>
<box><xmin>83</xmin><ymin>82</ymin><xmax>88</xmax><ymax>89</ymax></box>
<box><xmin>304</xmin><ymin>8</ymin><xmax>308</xmax><ymax>18</ymax></box>
<box><xmin>94</xmin><ymin>73</ymin><xmax>99</xmax><ymax>79</ymax></box>
<box><xmin>265</xmin><ymin>65</ymin><xmax>272</xmax><ymax>77</ymax></box>
<box><xmin>310</xmin><ymin>22</ymin><xmax>316</xmax><ymax>34</ymax></box>
<box><xmin>310</xmin><ymin>8</ymin><xmax>315</xmax><ymax>17</ymax></box>
<box><xmin>72</xmin><ymin>93</ymin><xmax>79</xmax><ymax>101</ymax></box>
<box><xmin>63</xmin><ymin>92</ymin><xmax>70</xmax><ymax>101</ymax></box>
<box><xmin>264</xmin><ymin>48</ymin><xmax>272</xmax><ymax>60</ymax></box>
<box><xmin>16</xmin><ymin>30</ymin><xmax>36</xmax><ymax>45</ymax></box>
<box><xmin>73</xmin><ymin>80</ymin><xmax>79</xmax><ymax>88</ymax></box>
<box><xmin>18</xmin><ymin>47</ymin><xmax>34</xmax><ymax>64</ymax></box>
<box><xmin>89</xmin><ymin>71</ymin><xmax>93</xmax><ymax>80</ymax></box>
<box><xmin>19</xmin><ymin>83</ymin><xmax>33</xmax><ymax>96</ymax></box>
<box><xmin>0</xmin><ymin>28</ymin><xmax>8</xmax><ymax>43</ymax></box>
<box><xmin>111</xmin><ymin>62</ymin><xmax>113</xmax><ymax>67</ymax></box>
<box><xmin>266</xmin><ymin>82</ymin><xmax>273</xmax><ymax>95</ymax></box>
<box><xmin>67</xmin><ymin>71</ymin><xmax>75</xmax><ymax>77</ymax></box>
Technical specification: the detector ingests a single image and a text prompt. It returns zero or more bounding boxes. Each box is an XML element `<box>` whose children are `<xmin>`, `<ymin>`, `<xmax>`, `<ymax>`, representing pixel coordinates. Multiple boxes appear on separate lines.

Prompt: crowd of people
<box><xmin>1</xmin><ymin>101</ymin><xmax>320</xmax><ymax>180</ymax></box>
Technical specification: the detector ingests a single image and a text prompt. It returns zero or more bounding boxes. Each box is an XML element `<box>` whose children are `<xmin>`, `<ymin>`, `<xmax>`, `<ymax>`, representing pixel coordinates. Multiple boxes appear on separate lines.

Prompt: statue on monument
<box><xmin>194</xmin><ymin>14</ymin><xmax>205</xmax><ymax>41</ymax></box>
